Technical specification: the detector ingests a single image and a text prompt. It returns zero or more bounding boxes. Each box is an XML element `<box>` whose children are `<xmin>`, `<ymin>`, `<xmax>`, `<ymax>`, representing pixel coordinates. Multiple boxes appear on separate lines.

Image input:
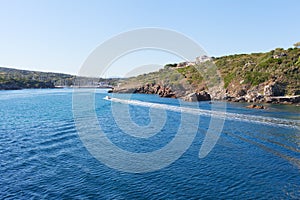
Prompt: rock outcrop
<box><xmin>183</xmin><ymin>93</ymin><xmax>198</xmax><ymax>102</ymax></box>
<box><xmin>264</xmin><ymin>81</ymin><xmax>285</xmax><ymax>96</ymax></box>
<box><xmin>246</xmin><ymin>104</ymin><xmax>265</xmax><ymax>109</ymax></box>
<box><xmin>222</xmin><ymin>78</ymin><xmax>300</xmax><ymax>104</ymax></box>
<box><xmin>197</xmin><ymin>91</ymin><xmax>211</xmax><ymax>101</ymax></box>
<box><xmin>113</xmin><ymin>83</ymin><xmax>176</xmax><ymax>98</ymax></box>
<box><xmin>135</xmin><ymin>83</ymin><xmax>176</xmax><ymax>98</ymax></box>
<box><xmin>264</xmin><ymin>95</ymin><xmax>300</xmax><ymax>104</ymax></box>
<box><xmin>183</xmin><ymin>91</ymin><xmax>211</xmax><ymax>102</ymax></box>
<box><xmin>110</xmin><ymin>87</ymin><xmax>137</xmax><ymax>93</ymax></box>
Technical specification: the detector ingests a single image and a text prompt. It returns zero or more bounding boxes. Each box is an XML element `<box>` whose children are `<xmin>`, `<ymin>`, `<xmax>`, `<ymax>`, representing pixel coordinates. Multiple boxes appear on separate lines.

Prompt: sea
<box><xmin>0</xmin><ymin>88</ymin><xmax>299</xmax><ymax>199</ymax></box>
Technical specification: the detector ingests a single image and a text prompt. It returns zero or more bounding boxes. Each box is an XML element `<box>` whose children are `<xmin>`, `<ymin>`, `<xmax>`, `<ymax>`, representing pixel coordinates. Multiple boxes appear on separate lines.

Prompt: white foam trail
<box><xmin>104</xmin><ymin>97</ymin><xmax>300</xmax><ymax>129</ymax></box>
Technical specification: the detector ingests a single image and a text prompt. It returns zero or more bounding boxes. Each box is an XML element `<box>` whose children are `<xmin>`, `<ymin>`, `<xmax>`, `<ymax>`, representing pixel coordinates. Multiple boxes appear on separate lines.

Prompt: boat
<box><xmin>104</xmin><ymin>96</ymin><xmax>111</xmax><ymax>100</ymax></box>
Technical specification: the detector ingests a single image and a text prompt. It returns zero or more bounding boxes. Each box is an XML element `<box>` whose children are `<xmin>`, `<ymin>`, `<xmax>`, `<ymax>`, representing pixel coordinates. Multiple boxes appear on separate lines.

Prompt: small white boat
<box><xmin>104</xmin><ymin>96</ymin><xmax>111</xmax><ymax>100</ymax></box>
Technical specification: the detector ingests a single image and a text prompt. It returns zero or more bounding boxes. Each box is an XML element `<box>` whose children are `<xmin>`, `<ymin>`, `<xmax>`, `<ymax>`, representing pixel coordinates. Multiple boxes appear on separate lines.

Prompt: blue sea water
<box><xmin>0</xmin><ymin>89</ymin><xmax>299</xmax><ymax>199</ymax></box>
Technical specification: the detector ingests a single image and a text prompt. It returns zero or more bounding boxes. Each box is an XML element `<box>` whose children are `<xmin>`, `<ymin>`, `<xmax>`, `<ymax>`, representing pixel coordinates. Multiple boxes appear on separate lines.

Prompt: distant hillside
<box><xmin>114</xmin><ymin>47</ymin><xmax>300</xmax><ymax>104</ymax></box>
<box><xmin>0</xmin><ymin>67</ymin><xmax>119</xmax><ymax>90</ymax></box>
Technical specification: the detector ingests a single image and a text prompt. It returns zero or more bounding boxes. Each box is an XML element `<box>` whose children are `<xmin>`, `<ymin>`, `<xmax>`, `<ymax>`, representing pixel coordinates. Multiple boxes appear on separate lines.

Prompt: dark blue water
<box><xmin>0</xmin><ymin>89</ymin><xmax>299</xmax><ymax>199</ymax></box>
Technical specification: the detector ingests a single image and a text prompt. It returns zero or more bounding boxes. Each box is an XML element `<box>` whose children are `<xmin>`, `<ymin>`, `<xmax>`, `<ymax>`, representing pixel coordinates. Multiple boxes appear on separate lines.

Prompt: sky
<box><xmin>0</xmin><ymin>0</ymin><xmax>299</xmax><ymax>77</ymax></box>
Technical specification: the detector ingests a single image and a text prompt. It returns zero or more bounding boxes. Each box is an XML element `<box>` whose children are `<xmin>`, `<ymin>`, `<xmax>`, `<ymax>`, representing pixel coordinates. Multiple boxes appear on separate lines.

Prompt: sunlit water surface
<box><xmin>0</xmin><ymin>89</ymin><xmax>299</xmax><ymax>199</ymax></box>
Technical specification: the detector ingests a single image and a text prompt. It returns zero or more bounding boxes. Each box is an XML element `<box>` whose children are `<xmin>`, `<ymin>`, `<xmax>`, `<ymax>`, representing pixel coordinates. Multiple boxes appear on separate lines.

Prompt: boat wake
<box><xmin>104</xmin><ymin>97</ymin><xmax>300</xmax><ymax>129</ymax></box>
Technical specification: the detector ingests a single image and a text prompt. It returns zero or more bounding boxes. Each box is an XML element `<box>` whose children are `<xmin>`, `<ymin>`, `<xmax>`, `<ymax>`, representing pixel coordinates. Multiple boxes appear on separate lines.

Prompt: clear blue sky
<box><xmin>0</xmin><ymin>0</ymin><xmax>299</xmax><ymax>76</ymax></box>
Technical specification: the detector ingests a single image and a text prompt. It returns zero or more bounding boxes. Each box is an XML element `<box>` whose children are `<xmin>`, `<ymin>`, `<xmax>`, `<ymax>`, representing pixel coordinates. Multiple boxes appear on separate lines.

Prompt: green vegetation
<box><xmin>0</xmin><ymin>67</ymin><xmax>119</xmax><ymax>90</ymax></box>
<box><xmin>244</xmin><ymin>71</ymin><xmax>269</xmax><ymax>86</ymax></box>
<box><xmin>127</xmin><ymin>68</ymin><xmax>183</xmax><ymax>87</ymax></box>
<box><xmin>224</xmin><ymin>73</ymin><xmax>235</xmax><ymax>88</ymax></box>
<box><xmin>214</xmin><ymin>47</ymin><xmax>300</xmax><ymax>94</ymax></box>
<box><xmin>119</xmin><ymin>47</ymin><xmax>300</xmax><ymax>96</ymax></box>
<box><xmin>176</xmin><ymin>65</ymin><xmax>203</xmax><ymax>85</ymax></box>
<box><xmin>0</xmin><ymin>77</ymin><xmax>54</xmax><ymax>89</ymax></box>
<box><xmin>0</xmin><ymin>67</ymin><xmax>75</xmax><ymax>89</ymax></box>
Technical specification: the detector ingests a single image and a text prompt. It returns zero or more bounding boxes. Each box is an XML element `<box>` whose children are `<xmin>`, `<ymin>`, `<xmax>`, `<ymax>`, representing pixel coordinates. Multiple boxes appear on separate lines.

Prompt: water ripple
<box><xmin>1</xmin><ymin>89</ymin><xmax>299</xmax><ymax>199</ymax></box>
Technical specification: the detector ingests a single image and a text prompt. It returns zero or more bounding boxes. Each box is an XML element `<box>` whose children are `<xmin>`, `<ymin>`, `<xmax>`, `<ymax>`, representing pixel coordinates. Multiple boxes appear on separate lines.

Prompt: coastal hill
<box><xmin>0</xmin><ymin>67</ymin><xmax>118</xmax><ymax>90</ymax></box>
<box><xmin>113</xmin><ymin>47</ymin><xmax>300</xmax><ymax>104</ymax></box>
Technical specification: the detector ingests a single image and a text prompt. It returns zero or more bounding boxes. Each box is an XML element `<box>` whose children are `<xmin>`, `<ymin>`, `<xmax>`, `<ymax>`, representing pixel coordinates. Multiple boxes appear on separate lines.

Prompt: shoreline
<box><xmin>1</xmin><ymin>87</ymin><xmax>299</xmax><ymax>106</ymax></box>
<box><xmin>110</xmin><ymin>86</ymin><xmax>300</xmax><ymax>106</ymax></box>
<box><xmin>0</xmin><ymin>86</ymin><xmax>113</xmax><ymax>90</ymax></box>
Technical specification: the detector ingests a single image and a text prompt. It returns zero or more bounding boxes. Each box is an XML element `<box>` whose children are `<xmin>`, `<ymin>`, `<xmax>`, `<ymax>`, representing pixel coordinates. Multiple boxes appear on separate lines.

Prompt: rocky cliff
<box><xmin>112</xmin><ymin>47</ymin><xmax>300</xmax><ymax>105</ymax></box>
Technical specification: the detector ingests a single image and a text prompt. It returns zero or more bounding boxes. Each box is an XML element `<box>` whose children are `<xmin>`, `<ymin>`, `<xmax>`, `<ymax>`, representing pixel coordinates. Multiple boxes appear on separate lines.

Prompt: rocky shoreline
<box><xmin>111</xmin><ymin>82</ymin><xmax>300</xmax><ymax>106</ymax></box>
<box><xmin>222</xmin><ymin>80</ymin><xmax>300</xmax><ymax>105</ymax></box>
<box><xmin>110</xmin><ymin>83</ymin><xmax>176</xmax><ymax>98</ymax></box>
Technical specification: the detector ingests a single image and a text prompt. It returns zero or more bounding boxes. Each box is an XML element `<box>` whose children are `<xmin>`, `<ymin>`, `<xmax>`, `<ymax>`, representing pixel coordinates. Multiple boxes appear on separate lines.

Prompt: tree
<box><xmin>293</xmin><ymin>42</ymin><xmax>300</xmax><ymax>48</ymax></box>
